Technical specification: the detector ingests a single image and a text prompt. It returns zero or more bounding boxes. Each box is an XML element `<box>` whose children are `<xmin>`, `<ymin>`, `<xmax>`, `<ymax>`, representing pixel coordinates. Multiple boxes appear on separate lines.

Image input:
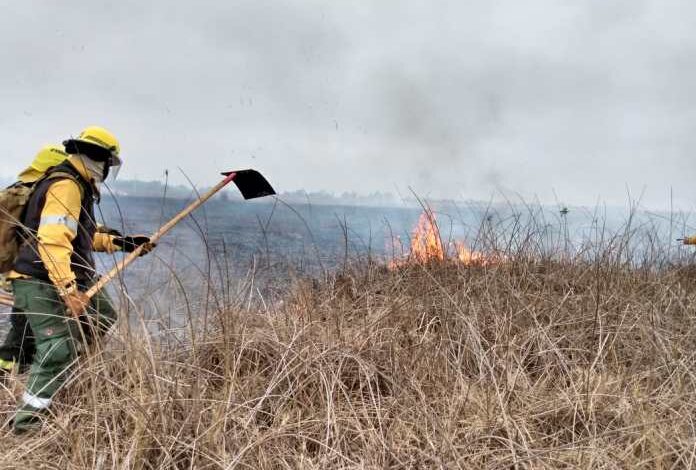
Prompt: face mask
<box><xmin>76</xmin><ymin>155</ymin><xmax>107</xmax><ymax>184</ymax></box>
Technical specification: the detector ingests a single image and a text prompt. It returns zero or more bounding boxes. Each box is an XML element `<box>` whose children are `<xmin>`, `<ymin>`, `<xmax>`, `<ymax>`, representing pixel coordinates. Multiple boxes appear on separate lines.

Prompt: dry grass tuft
<box><xmin>2</xmin><ymin>254</ymin><xmax>696</xmax><ymax>468</ymax></box>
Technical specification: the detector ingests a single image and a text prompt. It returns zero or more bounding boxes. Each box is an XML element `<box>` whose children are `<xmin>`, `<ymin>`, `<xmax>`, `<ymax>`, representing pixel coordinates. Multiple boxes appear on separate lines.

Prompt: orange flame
<box><xmin>389</xmin><ymin>208</ymin><xmax>502</xmax><ymax>268</ymax></box>
<box><xmin>411</xmin><ymin>210</ymin><xmax>445</xmax><ymax>262</ymax></box>
<box><xmin>453</xmin><ymin>241</ymin><xmax>490</xmax><ymax>266</ymax></box>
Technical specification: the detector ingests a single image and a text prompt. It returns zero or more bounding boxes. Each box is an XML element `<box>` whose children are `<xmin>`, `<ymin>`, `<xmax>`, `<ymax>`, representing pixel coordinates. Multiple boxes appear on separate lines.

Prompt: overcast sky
<box><xmin>1</xmin><ymin>1</ymin><xmax>695</xmax><ymax>208</ymax></box>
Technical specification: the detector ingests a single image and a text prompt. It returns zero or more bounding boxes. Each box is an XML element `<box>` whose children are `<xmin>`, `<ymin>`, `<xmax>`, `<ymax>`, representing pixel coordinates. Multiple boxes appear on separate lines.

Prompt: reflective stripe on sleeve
<box><xmin>22</xmin><ymin>391</ymin><xmax>52</xmax><ymax>409</ymax></box>
<box><xmin>39</xmin><ymin>215</ymin><xmax>78</xmax><ymax>232</ymax></box>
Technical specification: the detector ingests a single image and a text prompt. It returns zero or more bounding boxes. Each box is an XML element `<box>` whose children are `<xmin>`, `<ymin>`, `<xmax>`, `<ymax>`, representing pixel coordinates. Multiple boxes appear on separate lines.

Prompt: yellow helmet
<box><xmin>18</xmin><ymin>145</ymin><xmax>69</xmax><ymax>183</ymax></box>
<box><xmin>64</xmin><ymin>126</ymin><xmax>122</xmax><ymax>165</ymax></box>
<box><xmin>30</xmin><ymin>145</ymin><xmax>68</xmax><ymax>173</ymax></box>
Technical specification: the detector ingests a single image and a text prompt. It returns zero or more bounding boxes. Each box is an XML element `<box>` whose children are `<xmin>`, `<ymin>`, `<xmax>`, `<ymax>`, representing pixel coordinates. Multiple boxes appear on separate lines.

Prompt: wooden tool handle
<box><xmin>84</xmin><ymin>172</ymin><xmax>236</xmax><ymax>299</ymax></box>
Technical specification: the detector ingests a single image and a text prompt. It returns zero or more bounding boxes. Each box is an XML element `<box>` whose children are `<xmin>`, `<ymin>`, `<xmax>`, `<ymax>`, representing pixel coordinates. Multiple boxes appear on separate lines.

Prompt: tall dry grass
<box><xmin>1</xmin><ymin>203</ymin><xmax>696</xmax><ymax>468</ymax></box>
<box><xmin>1</xmin><ymin>256</ymin><xmax>696</xmax><ymax>468</ymax></box>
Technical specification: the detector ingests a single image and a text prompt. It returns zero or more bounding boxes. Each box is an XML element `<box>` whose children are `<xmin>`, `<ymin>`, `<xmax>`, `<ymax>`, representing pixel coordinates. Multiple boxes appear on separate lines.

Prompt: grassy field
<box><xmin>0</xmin><ymin>201</ymin><xmax>695</xmax><ymax>469</ymax></box>
<box><xmin>1</xmin><ymin>244</ymin><xmax>696</xmax><ymax>468</ymax></box>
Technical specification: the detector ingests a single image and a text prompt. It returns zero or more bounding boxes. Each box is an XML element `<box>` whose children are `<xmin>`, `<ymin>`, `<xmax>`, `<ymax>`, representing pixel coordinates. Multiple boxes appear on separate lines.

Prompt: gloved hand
<box><xmin>113</xmin><ymin>235</ymin><xmax>156</xmax><ymax>256</ymax></box>
<box><xmin>62</xmin><ymin>291</ymin><xmax>90</xmax><ymax>318</ymax></box>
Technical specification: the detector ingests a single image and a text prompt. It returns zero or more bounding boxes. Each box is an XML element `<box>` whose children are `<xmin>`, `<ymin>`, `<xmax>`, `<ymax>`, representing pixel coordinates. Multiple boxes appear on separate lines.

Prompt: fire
<box><xmin>411</xmin><ymin>210</ymin><xmax>445</xmax><ymax>262</ymax></box>
<box><xmin>453</xmin><ymin>241</ymin><xmax>489</xmax><ymax>265</ymax></box>
<box><xmin>389</xmin><ymin>208</ymin><xmax>501</xmax><ymax>267</ymax></box>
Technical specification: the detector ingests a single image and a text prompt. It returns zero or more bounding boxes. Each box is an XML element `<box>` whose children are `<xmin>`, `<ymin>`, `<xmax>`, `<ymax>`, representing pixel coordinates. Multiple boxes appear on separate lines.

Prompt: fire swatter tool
<box><xmin>84</xmin><ymin>169</ymin><xmax>276</xmax><ymax>299</ymax></box>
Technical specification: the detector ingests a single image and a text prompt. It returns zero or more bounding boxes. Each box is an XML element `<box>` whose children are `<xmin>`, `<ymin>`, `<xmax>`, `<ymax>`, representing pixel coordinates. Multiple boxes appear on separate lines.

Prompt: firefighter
<box><xmin>7</xmin><ymin>127</ymin><xmax>153</xmax><ymax>433</ymax></box>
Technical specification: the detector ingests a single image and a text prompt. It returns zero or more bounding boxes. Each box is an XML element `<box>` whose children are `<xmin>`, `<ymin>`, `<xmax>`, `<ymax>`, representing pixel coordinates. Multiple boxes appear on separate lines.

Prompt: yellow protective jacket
<box><xmin>10</xmin><ymin>157</ymin><xmax>121</xmax><ymax>291</ymax></box>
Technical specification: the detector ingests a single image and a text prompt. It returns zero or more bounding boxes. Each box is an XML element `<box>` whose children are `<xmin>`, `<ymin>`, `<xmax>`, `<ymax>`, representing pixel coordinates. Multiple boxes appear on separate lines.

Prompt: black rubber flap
<box><xmin>223</xmin><ymin>169</ymin><xmax>276</xmax><ymax>200</ymax></box>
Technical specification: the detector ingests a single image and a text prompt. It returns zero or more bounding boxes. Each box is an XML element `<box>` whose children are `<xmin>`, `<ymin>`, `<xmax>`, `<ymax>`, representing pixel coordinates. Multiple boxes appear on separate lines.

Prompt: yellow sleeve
<box><xmin>93</xmin><ymin>232</ymin><xmax>121</xmax><ymax>253</ymax></box>
<box><xmin>37</xmin><ymin>179</ymin><xmax>82</xmax><ymax>289</ymax></box>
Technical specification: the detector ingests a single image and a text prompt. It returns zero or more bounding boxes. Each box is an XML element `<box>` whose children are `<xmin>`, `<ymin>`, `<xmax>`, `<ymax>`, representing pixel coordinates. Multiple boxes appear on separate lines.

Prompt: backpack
<box><xmin>0</xmin><ymin>171</ymin><xmax>81</xmax><ymax>273</ymax></box>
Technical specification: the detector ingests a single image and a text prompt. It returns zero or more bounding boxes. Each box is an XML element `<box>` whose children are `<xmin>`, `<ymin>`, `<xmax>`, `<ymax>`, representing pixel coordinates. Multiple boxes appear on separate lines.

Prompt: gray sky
<box><xmin>1</xmin><ymin>0</ymin><xmax>695</xmax><ymax>208</ymax></box>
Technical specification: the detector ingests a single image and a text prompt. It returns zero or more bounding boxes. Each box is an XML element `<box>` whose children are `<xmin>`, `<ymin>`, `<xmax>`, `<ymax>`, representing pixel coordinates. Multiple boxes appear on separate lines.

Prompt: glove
<box><xmin>62</xmin><ymin>291</ymin><xmax>90</xmax><ymax>318</ymax></box>
<box><xmin>113</xmin><ymin>235</ymin><xmax>156</xmax><ymax>256</ymax></box>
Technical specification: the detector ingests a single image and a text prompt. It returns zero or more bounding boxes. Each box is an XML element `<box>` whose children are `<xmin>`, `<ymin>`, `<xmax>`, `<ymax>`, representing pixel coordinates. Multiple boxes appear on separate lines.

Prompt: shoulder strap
<box><xmin>42</xmin><ymin>170</ymin><xmax>86</xmax><ymax>199</ymax></box>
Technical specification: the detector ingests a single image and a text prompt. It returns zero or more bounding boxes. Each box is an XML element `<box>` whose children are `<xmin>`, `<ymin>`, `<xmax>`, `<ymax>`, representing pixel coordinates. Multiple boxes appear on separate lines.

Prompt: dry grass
<box><xmin>1</xmin><ymin>251</ymin><xmax>696</xmax><ymax>468</ymax></box>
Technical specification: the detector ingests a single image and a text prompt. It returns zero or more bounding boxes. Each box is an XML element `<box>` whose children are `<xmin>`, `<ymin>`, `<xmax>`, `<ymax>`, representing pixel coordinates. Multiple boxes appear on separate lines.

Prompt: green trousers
<box><xmin>11</xmin><ymin>278</ymin><xmax>117</xmax><ymax>430</ymax></box>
